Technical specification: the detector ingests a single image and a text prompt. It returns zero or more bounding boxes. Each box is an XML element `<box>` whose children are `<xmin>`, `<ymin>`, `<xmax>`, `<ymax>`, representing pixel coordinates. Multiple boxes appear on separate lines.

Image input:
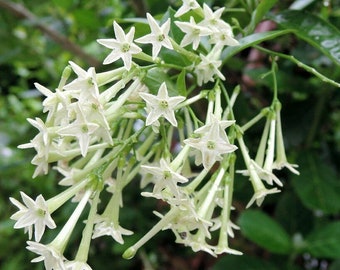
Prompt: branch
<box><xmin>0</xmin><ymin>0</ymin><xmax>101</xmax><ymax>67</ymax></box>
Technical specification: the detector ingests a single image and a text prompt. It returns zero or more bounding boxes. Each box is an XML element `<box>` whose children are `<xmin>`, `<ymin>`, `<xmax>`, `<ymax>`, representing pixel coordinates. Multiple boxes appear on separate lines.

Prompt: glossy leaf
<box><xmin>291</xmin><ymin>154</ymin><xmax>340</xmax><ymax>214</ymax></box>
<box><xmin>270</xmin><ymin>10</ymin><xmax>340</xmax><ymax>65</ymax></box>
<box><xmin>221</xmin><ymin>30</ymin><xmax>291</xmax><ymax>63</ymax></box>
<box><xmin>238</xmin><ymin>210</ymin><xmax>292</xmax><ymax>254</ymax></box>
<box><xmin>306</xmin><ymin>222</ymin><xmax>340</xmax><ymax>259</ymax></box>
<box><xmin>142</xmin><ymin>67</ymin><xmax>176</xmax><ymax>95</ymax></box>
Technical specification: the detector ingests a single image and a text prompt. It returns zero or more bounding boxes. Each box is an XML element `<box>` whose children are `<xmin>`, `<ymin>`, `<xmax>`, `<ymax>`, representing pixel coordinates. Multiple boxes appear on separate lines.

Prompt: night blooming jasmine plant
<box><xmin>10</xmin><ymin>1</ymin><xmax>308</xmax><ymax>269</ymax></box>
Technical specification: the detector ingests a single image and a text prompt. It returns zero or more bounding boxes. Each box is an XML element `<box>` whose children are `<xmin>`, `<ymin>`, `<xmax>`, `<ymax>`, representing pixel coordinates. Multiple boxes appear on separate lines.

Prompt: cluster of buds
<box><xmin>10</xmin><ymin>1</ymin><xmax>298</xmax><ymax>269</ymax></box>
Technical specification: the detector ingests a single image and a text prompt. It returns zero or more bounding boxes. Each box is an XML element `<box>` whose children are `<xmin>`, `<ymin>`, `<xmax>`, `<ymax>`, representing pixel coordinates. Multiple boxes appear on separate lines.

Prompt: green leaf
<box><xmin>247</xmin><ymin>0</ymin><xmax>278</xmax><ymax>33</ymax></box>
<box><xmin>306</xmin><ymin>222</ymin><xmax>340</xmax><ymax>259</ymax></box>
<box><xmin>238</xmin><ymin>210</ymin><xmax>292</xmax><ymax>254</ymax></box>
<box><xmin>291</xmin><ymin>154</ymin><xmax>340</xmax><ymax>214</ymax></box>
<box><xmin>142</xmin><ymin>67</ymin><xmax>176</xmax><ymax>95</ymax></box>
<box><xmin>275</xmin><ymin>191</ymin><xmax>314</xmax><ymax>236</ymax></box>
<box><xmin>221</xmin><ymin>30</ymin><xmax>291</xmax><ymax>63</ymax></box>
<box><xmin>212</xmin><ymin>254</ymin><xmax>278</xmax><ymax>270</ymax></box>
<box><xmin>269</xmin><ymin>10</ymin><xmax>340</xmax><ymax>65</ymax></box>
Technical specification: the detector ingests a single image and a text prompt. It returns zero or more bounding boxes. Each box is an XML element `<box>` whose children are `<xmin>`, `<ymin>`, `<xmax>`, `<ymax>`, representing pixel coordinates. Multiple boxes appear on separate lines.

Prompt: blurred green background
<box><xmin>1</xmin><ymin>0</ymin><xmax>340</xmax><ymax>269</ymax></box>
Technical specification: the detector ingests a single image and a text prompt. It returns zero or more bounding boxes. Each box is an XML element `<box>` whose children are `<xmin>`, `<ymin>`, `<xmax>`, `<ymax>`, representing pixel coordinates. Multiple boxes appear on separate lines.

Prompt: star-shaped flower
<box><xmin>10</xmin><ymin>192</ymin><xmax>56</xmax><ymax>242</ymax></box>
<box><xmin>175</xmin><ymin>17</ymin><xmax>212</xmax><ymax>50</ymax></box>
<box><xmin>63</xmin><ymin>61</ymin><xmax>99</xmax><ymax>102</ymax></box>
<box><xmin>26</xmin><ymin>241</ymin><xmax>66</xmax><ymax>270</ymax></box>
<box><xmin>57</xmin><ymin>104</ymin><xmax>99</xmax><ymax>157</ymax></box>
<box><xmin>97</xmin><ymin>21</ymin><xmax>142</xmax><ymax>70</ymax></box>
<box><xmin>238</xmin><ymin>159</ymin><xmax>283</xmax><ymax>187</ymax></box>
<box><xmin>34</xmin><ymin>83</ymin><xmax>70</xmax><ymax>121</ymax></box>
<box><xmin>141</xmin><ymin>158</ymin><xmax>189</xmax><ymax>198</ymax></box>
<box><xmin>139</xmin><ymin>82</ymin><xmax>185</xmax><ymax>127</ymax></box>
<box><xmin>194</xmin><ymin>51</ymin><xmax>225</xmax><ymax>86</ymax></box>
<box><xmin>246</xmin><ymin>162</ymin><xmax>281</xmax><ymax>208</ymax></box>
<box><xmin>175</xmin><ymin>0</ymin><xmax>200</xmax><ymax>17</ymax></box>
<box><xmin>199</xmin><ymin>4</ymin><xmax>225</xmax><ymax>31</ymax></box>
<box><xmin>184</xmin><ymin>115</ymin><xmax>237</xmax><ymax>169</ymax></box>
<box><xmin>135</xmin><ymin>13</ymin><xmax>173</xmax><ymax>59</ymax></box>
<box><xmin>92</xmin><ymin>216</ymin><xmax>133</xmax><ymax>244</ymax></box>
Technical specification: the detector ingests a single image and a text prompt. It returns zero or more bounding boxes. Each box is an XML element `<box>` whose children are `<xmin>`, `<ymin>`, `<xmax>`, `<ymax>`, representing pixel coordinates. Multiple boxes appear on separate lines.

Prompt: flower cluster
<box><xmin>10</xmin><ymin>1</ymin><xmax>298</xmax><ymax>269</ymax></box>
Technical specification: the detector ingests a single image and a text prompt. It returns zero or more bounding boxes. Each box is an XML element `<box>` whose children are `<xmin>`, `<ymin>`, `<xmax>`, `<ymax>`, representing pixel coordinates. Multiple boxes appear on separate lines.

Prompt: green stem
<box><xmin>255</xmin><ymin>45</ymin><xmax>340</xmax><ymax>88</ymax></box>
<box><xmin>240</xmin><ymin>108</ymin><xmax>267</xmax><ymax>132</ymax></box>
<box><xmin>122</xmin><ymin>208</ymin><xmax>178</xmax><ymax>259</ymax></box>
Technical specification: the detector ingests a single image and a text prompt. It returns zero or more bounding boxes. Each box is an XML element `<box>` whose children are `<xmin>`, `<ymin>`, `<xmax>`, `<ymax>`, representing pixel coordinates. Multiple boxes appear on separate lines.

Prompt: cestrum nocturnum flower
<box><xmin>141</xmin><ymin>158</ymin><xmax>189</xmax><ymax>199</ymax></box>
<box><xmin>63</xmin><ymin>61</ymin><xmax>99</xmax><ymax>102</ymax></box>
<box><xmin>26</xmin><ymin>241</ymin><xmax>66</xmax><ymax>270</ymax></box>
<box><xmin>97</xmin><ymin>21</ymin><xmax>142</xmax><ymax>70</ymax></box>
<box><xmin>175</xmin><ymin>0</ymin><xmax>200</xmax><ymax>17</ymax></box>
<box><xmin>184</xmin><ymin>115</ymin><xmax>237</xmax><ymax>169</ymax></box>
<box><xmin>194</xmin><ymin>48</ymin><xmax>225</xmax><ymax>86</ymax></box>
<box><xmin>139</xmin><ymin>82</ymin><xmax>185</xmax><ymax>127</ymax></box>
<box><xmin>175</xmin><ymin>17</ymin><xmax>212</xmax><ymax>50</ymax></box>
<box><xmin>135</xmin><ymin>13</ymin><xmax>173</xmax><ymax>60</ymax></box>
<box><xmin>10</xmin><ymin>192</ymin><xmax>56</xmax><ymax>242</ymax></box>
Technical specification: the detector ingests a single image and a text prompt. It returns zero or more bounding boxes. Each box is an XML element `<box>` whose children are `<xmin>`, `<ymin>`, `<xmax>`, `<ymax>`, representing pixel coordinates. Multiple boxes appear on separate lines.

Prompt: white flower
<box><xmin>194</xmin><ymin>50</ymin><xmax>225</xmax><ymax>86</ymax></box>
<box><xmin>135</xmin><ymin>13</ymin><xmax>173</xmax><ymax>59</ymax></box>
<box><xmin>97</xmin><ymin>21</ymin><xmax>142</xmax><ymax>70</ymax></box>
<box><xmin>273</xmin><ymin>102</ymin><xmax>299</xmax><ymax>175</ymax></box>
<box><xmin>209</xmin><ymin>26</ymin><xmax>239</xmax><ymax>48</ymax></box>
<box><xmin>141</xmin><ymin>158</ymin><xmax>188</xmax><ymax>198</ymax></box>
<box><xmin>26</xmin><ymin>241</ymin><xmax>66</xmax><ymax>270</ymax></box>
<box><xmin>175</xmin><ymin>0</ymin><xmax>200</xmax><ymax>17</ymax></box>
<box><xmin>19</xmin><ymin>118</ymin><xmax>51</xmax><ymax>163</ymax></box>
<box><xmin>139</xmin><ymin>82</ymin><xmax>185</xmax><ymax>126</ymax></box>
<box><xmin>246</xmin><ymin>162</ymin><xmax>281</xmax><ymax>208</ymax></box>
<box><xmin>92</xmin><ymin>216</ymin><xmax>133</xmax><ymax>244</ymax></box>
<box><xmin>199</xmin><ymin>4</ymin><xmax>225</xmax><ymax>31</ymax></box>
<box><xmin>34</xmin><ymin>83</ymin><xmax>70</xmax><ymax>120</ymax></box>
<box><xmin>238</xmin><ymin>159</ymin><xmax>283</xmax><ymax>187</ymax></box>
<box><xmin>273</xmin><ymin>160</ymin><xmax>299</xmax><ymax>175</ymax></box>
<box><xmin>198</xmin><ymin>4</ymin><xmax>239</xmax><ymax>48</ymax></box>
<box><xmin>175</xmin><ymin>17</ymin><xmax>212</xmax><ymax>50</ymax></box>
<box><xmin>214</xmin><ymin>246</ymin><xmax>243</xmax><ymax>255</ymax></box>
<box><xmin>246</xmin><ymin>186</ymin><xmax>280</xmax><ymax>208</ymax></box>
<box><xmin>65</xmin><ymin>261</ymin><xmax>92</xmax><ymax>270</ymax></box>
<box><xmin>10</xmin><ymin>192</ymin><xmax>56</xmax><ymax>242</ymax></box>
<box><xmin>184</xmin><ymin>115</ymin><xmax>237</xmax><ymax>169</ymax></box>
<box><xmin>31</xmin><ymin>153</ymin><xmax>50</xmax><ymax>177</ymax></box>
<box><xmin>57</xmin><ymin>103</ymin><xmax>99</xmax><ymax>157</ymax></box>
<box><xmin>81</xmin><ymin>101</ymin><xmax>113</xmax><ymax>145</ymax></box>
<box><xmin>64</xmin><ymin>61</ymin><xmax>99</xmax><ymax>102</ymax></box>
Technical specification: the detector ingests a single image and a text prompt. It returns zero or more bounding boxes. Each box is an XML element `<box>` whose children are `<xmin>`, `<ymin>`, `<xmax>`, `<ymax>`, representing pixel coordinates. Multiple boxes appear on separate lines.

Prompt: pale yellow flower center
<box><xmin>158</xmin><ymin>34</ymin><xmax>165</xmax><ymax>42</ymax></box>
<box><xmin>159</xmin><ymin>100</ymin><xmax>169</xmax><ymax>109</ymax></box>
<box><xmin>121</xmin><ymin>43</ymin><xmax>131</xmax><ymax>52</ymax></box>
<box><xmin>207</xmin><ymin>140</ymin><xmax>215</xmax><ymax>150</ymax></box>
<box><xmin>163</xmin><ymin>170</ymin><xmax>171</xmax><ymax>179</ymax></box>
<box><xmin>82</xmin><ymin>125</ymin><xmax>89</xmax><ymax>133</ymax></box>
